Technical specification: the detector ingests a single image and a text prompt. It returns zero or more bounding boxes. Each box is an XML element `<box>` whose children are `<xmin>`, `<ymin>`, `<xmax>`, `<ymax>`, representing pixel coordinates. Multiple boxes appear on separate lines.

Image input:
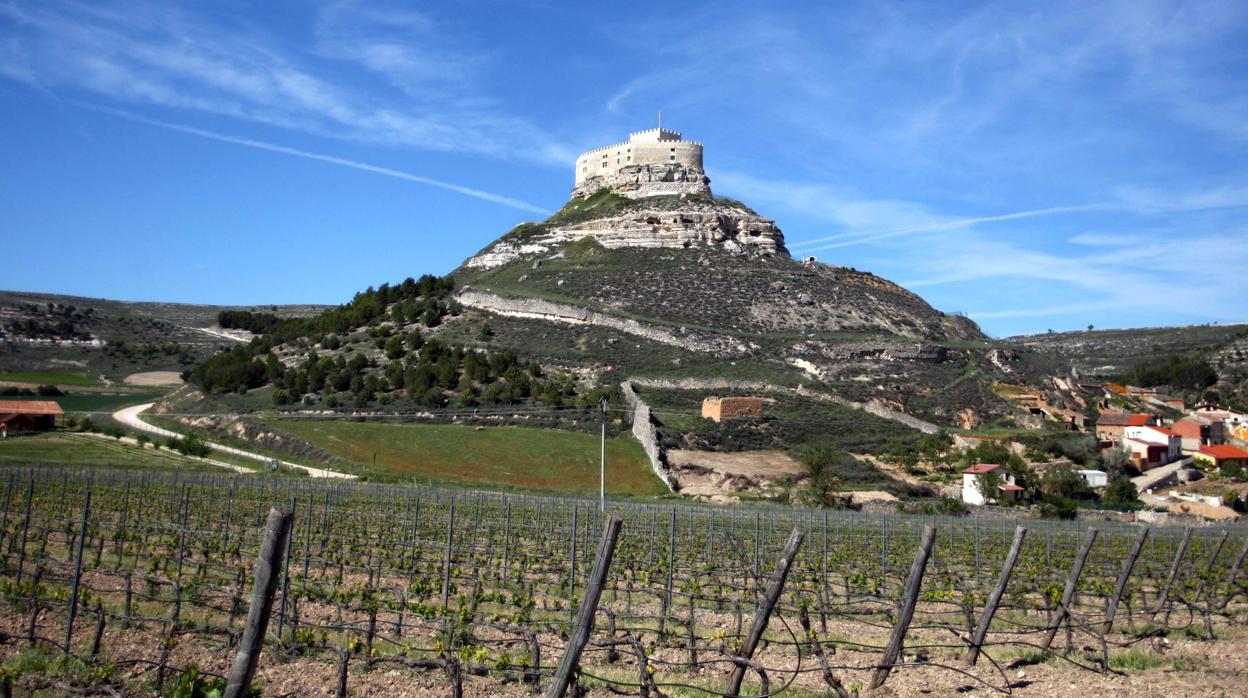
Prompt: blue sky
<box><xmin>1</xmin><ymin>0</ymin><xmax>1246</xmax><ymax>337</ymax></box>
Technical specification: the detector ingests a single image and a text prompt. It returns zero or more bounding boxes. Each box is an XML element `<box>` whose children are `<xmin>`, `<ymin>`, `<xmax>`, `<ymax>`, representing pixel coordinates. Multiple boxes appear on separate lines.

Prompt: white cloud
<box><xmin>0</xmin><ymin>0</ymin><xmax>575</xmax><ymax>165</ymax></box>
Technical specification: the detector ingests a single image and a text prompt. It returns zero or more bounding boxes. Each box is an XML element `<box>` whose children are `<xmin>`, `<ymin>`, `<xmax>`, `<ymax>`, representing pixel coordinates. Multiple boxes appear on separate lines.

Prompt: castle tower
<box><xmin>572</xmin><ymin>128</ymin><xmax>711</xmax><ymax>199</ymax></box>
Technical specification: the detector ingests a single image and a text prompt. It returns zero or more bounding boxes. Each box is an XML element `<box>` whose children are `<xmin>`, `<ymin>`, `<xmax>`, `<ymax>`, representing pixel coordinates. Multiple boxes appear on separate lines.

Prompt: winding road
<box><xmin>113</xmin><ymin>404</ymin><xmax>356</xmax><ymax>479</ymax></box>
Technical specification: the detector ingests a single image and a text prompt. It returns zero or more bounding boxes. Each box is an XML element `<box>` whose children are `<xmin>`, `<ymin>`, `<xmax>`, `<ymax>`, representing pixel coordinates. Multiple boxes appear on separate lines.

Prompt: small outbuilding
<box><xmin>1076</xmin><ymin>469</ymin><xmax>1108</xmax><ymax>488</ymax></box>
<box><xmin>0</xmin><ymin>400</ymin><xmax>64</xmax><ymax>437</ymax></box>
<box><xmin>701</xmin><ymin>396</ymin><xmax>764</xmax><ymax>423</ymax></box>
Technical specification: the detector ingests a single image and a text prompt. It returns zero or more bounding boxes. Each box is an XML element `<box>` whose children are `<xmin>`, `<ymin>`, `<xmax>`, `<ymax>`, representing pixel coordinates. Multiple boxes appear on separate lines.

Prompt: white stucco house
<box><xmin>1122</xmin><ymin>425</ymin><xmax>1181</xmax><ymax>470</ymax></box>
<box><xmin>962</xmin><ymin>463</ymin><xmax>1023</xmax><ymax>505</ymax></box>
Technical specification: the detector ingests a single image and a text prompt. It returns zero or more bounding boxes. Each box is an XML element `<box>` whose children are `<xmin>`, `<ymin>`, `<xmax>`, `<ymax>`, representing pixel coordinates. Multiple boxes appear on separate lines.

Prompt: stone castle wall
<box><xmin>573</xmin><ymin>127</ymin><xmax>708</xmax><ymax>199</ymax></box>
<box><xmin>575</xmin><ymin>138</ymin><xmax>703</xmax><ymax>186</ymax></box>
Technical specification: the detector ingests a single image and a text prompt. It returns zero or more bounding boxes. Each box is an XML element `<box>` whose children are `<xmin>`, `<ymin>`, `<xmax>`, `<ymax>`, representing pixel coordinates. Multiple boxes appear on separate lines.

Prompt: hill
<box><xmin>0</xmin><ymin>289</ymin><xmax>329</xmax><ymax>382</ymax></box>
<box><xmin>1007</xmin><ymin>323</ymin><xmax>1248</xmax><ymax>409</ymax></box>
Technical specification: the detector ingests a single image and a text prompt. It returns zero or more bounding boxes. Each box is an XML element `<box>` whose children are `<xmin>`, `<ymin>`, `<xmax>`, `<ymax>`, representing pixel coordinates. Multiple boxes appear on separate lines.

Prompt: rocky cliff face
<box><xmin>571</xmin><ymin>162</ymin><xmax>711</xmax><ymax>200</ymax></box>
<box><xmin>464</xmin><ymin>196</ymin><xmax>785</xmax><ymax>270</ymax></box>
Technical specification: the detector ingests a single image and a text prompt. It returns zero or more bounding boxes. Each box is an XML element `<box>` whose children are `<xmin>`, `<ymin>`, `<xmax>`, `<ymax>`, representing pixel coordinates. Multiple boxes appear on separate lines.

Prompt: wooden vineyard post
<box><xmin>568</xmin><ymin>505</ymin><xmax>578</xmax><ymax>623</ymax></box>
<box><xmin>1150</xmin><ymin>527</ymin><xmax>1192</xmax><ymax>622</ymax></box>
<box><xmin>967</xmin><ymin>525</ymin><xmax>1026</xmax><ymax>666</ymax></box>
<box><xmin>1218</xmin><ymin>536</ymin><xmax>1248</xmax><ymax>609</ymax></box>
<box><xmin>503</xmin><ymin>499</ymin><xmax>511</xmax><ymax>581</ymax></box>
<box><xmin>224</xmin><ymin>506</ymin><xmax>294</xmax><ymax>698</ymax></box>
<box><xmin>1103</xmin><ymin>527</ymin><xmax>1149</xmax><ymax>634</ymax></box>
<box><xmin>1041</xmin><ymin>527</ymin><xmax>1098</xmax><ymax>652</ymax></box>
<box><xmin>1193</xmin><ymin>530</ymin><xmax>1229</xmax><ymax>604</ymax></box>
<box><xmin>546</xmin><ymin>515</ymin><xmax>623</xmax><ymax>698</ymax></box>
<box><xmin>15</xmin><ymin>477</ymin><xmax>32</xmax><ymax>585</ymax></box>
<box><xmin>661</xmin><ymin>507</ymin><xmax>676</xmax><ymax>636</ymax></box>
<box><xmin>726</xmin><ymin>527</ymin><xmax>806</xmax><ymax>697</ymax></box>
<box><xmin>441</xmin><ymin>498</ymin><xmax>455</xmax><ymax>611</ymax></box>
<box><xmin>276</xmin><ymin>497</ymin><xmax>296</xmax><ymax>640</ymax></box>
<box><xmin>868</xmin><ymin>525</ymin><xmax>935</xmax><ymax>691</ymax></box>
<box><xmin>64</xmin><ymin>481</ymin><xmax>92</xmax><ymax>655</ymax></box>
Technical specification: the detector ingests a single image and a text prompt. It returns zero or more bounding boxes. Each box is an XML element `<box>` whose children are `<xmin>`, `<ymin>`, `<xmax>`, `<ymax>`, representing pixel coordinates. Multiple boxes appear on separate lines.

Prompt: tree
<box><xmin>1102</xmin><ymin>474</ymin><xmax>1140</xmax><ymax>509</ymax></box>
<box><xmin>384</xmin><ymin>335</ymin><xmax>405</xmax><ymax>360</ymax></box>
<box><xmin>1042</xmin><ymin>465</ymin><xmax>1094</xmax><ymax>500</ymax></box>
<box><xmin>975</xmin><ymin>469</ymin><xmax>1006</xmax><ymax>503</ymax></box>
<box><xmin>796</xmin><ymin>443</ymin><xmax>850</xmax><ymax>508</ymax></box>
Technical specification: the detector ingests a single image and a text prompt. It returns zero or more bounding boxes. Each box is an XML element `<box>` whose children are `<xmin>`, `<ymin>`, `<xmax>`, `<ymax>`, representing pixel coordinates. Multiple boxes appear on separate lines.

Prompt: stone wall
<box><xmin>620</xmin><ymin>380</ymin><xmax>676</xmax><ymax>491</ymax></box>
<box><xmin>626</xmin><ymin>376</ymin><xmax>943</xmax><ymax>434</ymax></box>
<box><xmin>456</xmin><ymin>290</ymin><xmax>753</xmax><ymax>356</ymax></box>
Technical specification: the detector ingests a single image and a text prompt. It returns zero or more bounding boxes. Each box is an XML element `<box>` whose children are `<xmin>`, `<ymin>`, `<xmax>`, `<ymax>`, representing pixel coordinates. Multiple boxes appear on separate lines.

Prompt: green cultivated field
<box><xmin>0</xmin><ymin>371</ymin><xmax>100</xmax><ymax>386</ymax></box>
<box><xmin>0</xmin><ymin>432</ymin><xmax>219</xmax><ymax>472</ymax></box>
<box><xmin>267</xmin><ymin>419</ymin><xmax>668</xmax><ymax>496</ymax></box>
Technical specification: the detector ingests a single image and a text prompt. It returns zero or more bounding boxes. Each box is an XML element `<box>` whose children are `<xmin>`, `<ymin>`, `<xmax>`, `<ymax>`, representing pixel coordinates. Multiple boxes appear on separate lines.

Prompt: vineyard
<box><xmin>0</xmin><ymin>466</ymin><xmax>1246</xmax><ymax>696</ymax></box>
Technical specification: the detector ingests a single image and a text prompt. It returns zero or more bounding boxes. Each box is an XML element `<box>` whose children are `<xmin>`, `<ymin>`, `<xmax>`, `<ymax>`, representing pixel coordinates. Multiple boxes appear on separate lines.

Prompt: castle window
<box><xmin>671</xmin><ymin>147</ymin><xmax>676</xmax><ymax>151</ymax></box>
<box><xmin>670</xmin><ymin>155</ymin><xmax>675</xmax><ymax>160</ymax></box>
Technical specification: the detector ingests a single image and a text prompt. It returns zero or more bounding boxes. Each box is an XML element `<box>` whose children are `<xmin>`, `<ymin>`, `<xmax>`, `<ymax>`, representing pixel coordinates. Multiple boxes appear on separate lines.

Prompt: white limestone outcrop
<box><xmin>464</xmin><ymin>200</ymin><xmax>785</xmax><ymax>270</ymax></box>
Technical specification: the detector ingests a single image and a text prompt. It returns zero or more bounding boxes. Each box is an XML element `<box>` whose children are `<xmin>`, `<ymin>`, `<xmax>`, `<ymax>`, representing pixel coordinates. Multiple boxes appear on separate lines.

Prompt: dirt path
<box><xmin>113</xmin><ymin>403</ymin><xmax>356</xmax><ymax>479</ymax></box>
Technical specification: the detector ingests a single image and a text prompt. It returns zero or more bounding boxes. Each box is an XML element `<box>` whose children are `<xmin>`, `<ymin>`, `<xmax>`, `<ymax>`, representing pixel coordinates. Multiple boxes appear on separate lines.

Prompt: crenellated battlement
<box><xmin>576</xmin><ymin>138</ymin><xmax>704</xmax><ymax>158</ymax></box>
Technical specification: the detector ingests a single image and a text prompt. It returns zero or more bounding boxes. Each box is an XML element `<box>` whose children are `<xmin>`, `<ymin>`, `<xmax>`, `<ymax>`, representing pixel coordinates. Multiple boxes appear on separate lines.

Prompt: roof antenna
<box><xmin>658</xmin><ymin>111</ymin><xmax>662</xmax><ymax>131</ymax></box>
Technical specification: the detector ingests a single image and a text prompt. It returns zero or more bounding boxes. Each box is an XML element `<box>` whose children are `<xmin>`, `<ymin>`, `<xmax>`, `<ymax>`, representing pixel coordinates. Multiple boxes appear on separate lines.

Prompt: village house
<box><xmin>961</xmin><ymin>463</ymin><xmax>1023</xmax><ymax>505</ymax></box>
<box><xmin>1095</xmin><ymin>412</ymin><xmax>1155</xmax><ymax>443</ymax></box>
<box><xmin>1191</xmin><ymin>403</ymin><xmax>1248</xmax><ymax>442</ymax></box>
<box><xmin>1171</xmin><ymin>416</ymin><xmax>1225</xmax><ymax>451</ymax></box>
<box><xmin>1121</xmin><ymin>424</ymin><xmax>1182</xmax><ymax>470</ymax></box>
<box><xmin>0</xmin><ymin>400</ymin><xmax>63</xmax><ymax>437</ymax></box>
<box><xmin>1194</xmin><ymin>444</ymin><xmax>1248</xmax><ymax>473</ymax></box>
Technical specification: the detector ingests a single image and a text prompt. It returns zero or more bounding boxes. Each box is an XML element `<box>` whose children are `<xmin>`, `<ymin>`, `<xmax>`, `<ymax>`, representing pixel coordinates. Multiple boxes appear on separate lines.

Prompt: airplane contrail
<box><xmin>78</xmin><ymin>103</ymin><xmax>551</xmax><ymax>216</ymax></box>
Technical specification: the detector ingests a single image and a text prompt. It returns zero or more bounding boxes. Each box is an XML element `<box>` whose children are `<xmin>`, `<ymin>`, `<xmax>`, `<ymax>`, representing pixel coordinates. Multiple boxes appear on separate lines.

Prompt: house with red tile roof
<box><xmin>1095</xmin><ymin>412</ymin><xmax>1155</xmax><ymax>442</ymax></box>
<box><xmin>0</xmin><ymin>400</ymin><xmax>63</xmax><ymax>437</ymax></box>
<box><xmin>961</xmin><ymin>463</ymin><xmax>1022</xmax><ymax>505</ymax></box>
<box><xmin>1122</xmin><ymin>424</ymin><xmax>1181</xmax><ymax>470</ymax></box>
<box><xmin>1194</xmin><ymin>444</ymin><xmax>1248</xmax><ymax>472</ymax></box>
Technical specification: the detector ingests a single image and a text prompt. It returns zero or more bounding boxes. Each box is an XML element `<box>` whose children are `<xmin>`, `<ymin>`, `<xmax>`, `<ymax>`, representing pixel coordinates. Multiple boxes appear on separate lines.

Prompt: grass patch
<box><xmin>265</xmin><ymin>419</ymin><xmax>668</xmax><ymax>496</ymax></box>
<box><xmin>1109</xmin><ymin>648</ymin><xmax>1165</xmax><ymax>671</ymax></box>
<box><xmin>0</xmin><ymin>371</ymin><xmax>99</xmax><ymax>386</ymax></box>
<box><xmin>1170</xmin><ymin>653</ymin><xmax>1207</xmax><ymax>672</ymax></box>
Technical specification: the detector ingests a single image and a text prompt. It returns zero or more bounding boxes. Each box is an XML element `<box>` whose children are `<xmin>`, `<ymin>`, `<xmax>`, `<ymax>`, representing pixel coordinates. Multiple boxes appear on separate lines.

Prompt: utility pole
<box><xmin>600</xmin><ymin>396</ymin><xmax>608</xmax><ymax>513</ymax></box>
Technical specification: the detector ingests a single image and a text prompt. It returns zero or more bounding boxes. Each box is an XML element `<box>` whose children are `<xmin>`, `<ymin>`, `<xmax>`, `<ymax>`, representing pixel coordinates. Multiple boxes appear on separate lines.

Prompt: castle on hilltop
<box><xmin>572</xmin><ymin>127</ymin><xmax>712</xmax><ymax>200</ymax></box>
